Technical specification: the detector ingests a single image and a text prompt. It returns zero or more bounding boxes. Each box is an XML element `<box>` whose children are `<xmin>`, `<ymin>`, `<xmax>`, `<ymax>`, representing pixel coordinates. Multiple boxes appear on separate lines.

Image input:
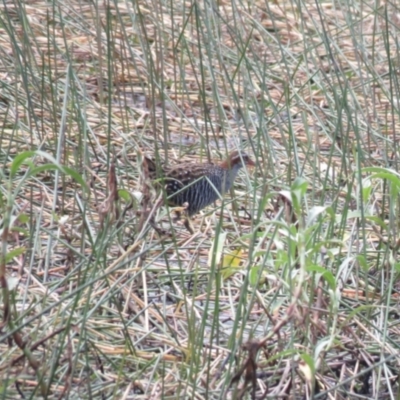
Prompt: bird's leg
<box><xmin>182</xmin><ymin>202</ymin><xmax>195</xmax><ymax>234</ymax></box>
<box><xmin>170</xmin><ymin>203</ymin><xmax>194</xmax><ymax>234</ymax></box>
<box><xmin>172</xmin><ymin>210</ymin><xmax>182</xmax><ymax>222</ymax></box>
<box><xmin>138</xmin><ymin>194</ymin><xmax>170</xmax><ymax>237</ymax></box>
<box><xmin>183</xmin><ymin>216</ymin><xmax>195</xmax><ymax>234</ymax></box>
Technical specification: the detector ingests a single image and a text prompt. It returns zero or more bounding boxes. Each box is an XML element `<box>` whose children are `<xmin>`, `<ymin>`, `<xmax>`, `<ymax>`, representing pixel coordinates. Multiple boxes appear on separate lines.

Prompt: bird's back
<box><xmin>144</xmin><ymin>151</ymin><xmax>249</xmax><ymax>216</ymax></box>
<box><xmin>162</xmin><ymin>164</ymin><xmax>226</xmax><ymax>215</ymax></box>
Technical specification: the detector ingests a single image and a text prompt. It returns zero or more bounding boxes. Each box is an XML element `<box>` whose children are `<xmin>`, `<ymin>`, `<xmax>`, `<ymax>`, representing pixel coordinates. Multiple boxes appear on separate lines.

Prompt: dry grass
<box><xmin>1</xmin><ymin>0</ymin><xmax>400</xmax><ymax>399</ymax></box>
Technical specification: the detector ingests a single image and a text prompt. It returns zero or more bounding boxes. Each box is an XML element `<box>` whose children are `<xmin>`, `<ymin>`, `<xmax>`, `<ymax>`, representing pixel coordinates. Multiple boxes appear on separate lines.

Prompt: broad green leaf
<box><xmin>208</xmin><ymin>232</ymin><xmax>227</xmax><ymax>268</ymax></box>
<box><xmin>3</xmin><ymin>247</ymin><xmax>26</xmax><ymax>263</ymax></box>
<box><xmin>356</xmin><ymin>255</ymin><xmax>368</xmax><ymax>271</ymax></box>
<box><xmin>291</xmin><ymin>177</ymin><xmax>308</xmax><ymax>196</ymax></box>
<box><xmin>306</xmin><ymin>265</ymin><xmax>336</xmax><ymax>290</ymax></box>
<box><xmin>10</xmin><ymin>151</ymin><xmax>88</xmax><ymax>192</ymax></box>
<box><xmin>299</xmin><ymin>353</ymin><xmax>315</xmax><ymax>381</ymax></box>
<box><xmin>10</xmin><ymin>151</ymin><xmax>36</xmax><ymax>178</ymax></box>
<box><xmin>362</xmin><ymin>168</ymin><xmax>400</xmax><ymax>196</ymax></box>
<box><xmin>18</xmin><ymin>214</ymin><xmax>30</xmax><ymax>224</ymax></box>
<box><xmin>291</xmin><ymin>177</ymin><xmax>308</xmax><ymax>211</ymax></box>
<box><xmin>249</xmin><ymin>265</ymin><xmax>266</xmax><ymax>286</ymax></box>
<box><xmin>361</xmin><ymin>178</ymin><xmax>372</xmax><ymax>203</ymax></box>
<box><xmin>306</xmin><ymin>206</ymin><xmax>327</xmax><ymax>227</ymax></box>
<box><xmin>220</xmin><ymin>248</ymin><xmax>243</xmax><ymax>279</ymax></box>
<box><xmin>118</xmin><ymin>189</ymin><xmax>134</xmax><ymax>202</ymax></box>
<box><xmin>28</xmin><ymin>164</ymin><xmax>88</xmax><ymax>192</ymax></box>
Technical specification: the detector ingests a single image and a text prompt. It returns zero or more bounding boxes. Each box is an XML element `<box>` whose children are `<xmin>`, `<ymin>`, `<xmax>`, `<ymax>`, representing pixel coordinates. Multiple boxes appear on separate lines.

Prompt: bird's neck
<box><xmin>221</xmin><ymin>164</ymin><xmax>241</xmax><ymax>192</ymax></box>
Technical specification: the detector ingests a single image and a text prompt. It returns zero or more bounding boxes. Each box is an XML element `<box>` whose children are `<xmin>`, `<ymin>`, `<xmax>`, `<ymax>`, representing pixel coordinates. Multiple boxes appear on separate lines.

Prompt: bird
<box><xmin>144</xmin><ymin>150</ymin><xmax>255</xmax><ymax>233</ymax></box>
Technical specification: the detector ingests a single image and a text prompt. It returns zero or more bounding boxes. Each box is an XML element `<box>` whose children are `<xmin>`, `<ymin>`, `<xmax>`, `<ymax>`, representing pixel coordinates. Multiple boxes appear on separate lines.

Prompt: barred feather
<box><xmin>145</xmin><ymin>150</ymin><xmax>255</xmax><ymax>215</ymax></box>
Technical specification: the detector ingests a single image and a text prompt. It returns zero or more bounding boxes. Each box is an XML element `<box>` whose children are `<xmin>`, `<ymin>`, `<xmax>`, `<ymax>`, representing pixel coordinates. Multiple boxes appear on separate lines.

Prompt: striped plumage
<box><xmin>146</xmin><ymin>150</ymin><xmax>255</xmax><ymax>216</ymax></box>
